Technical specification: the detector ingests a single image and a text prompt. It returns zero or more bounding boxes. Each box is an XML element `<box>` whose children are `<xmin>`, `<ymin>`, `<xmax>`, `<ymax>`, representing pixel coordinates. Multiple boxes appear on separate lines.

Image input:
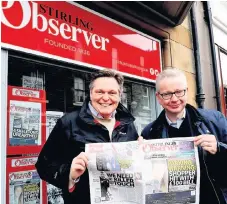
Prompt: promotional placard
<box><xmin>7</xmin><ymin>86</ymin><xmax>46</xmax><ymax>155</ymax></box>
<box><xmin>6</xmin><ymin>155</ymin><xmax>42</xmax><ymax>204</ymax></box>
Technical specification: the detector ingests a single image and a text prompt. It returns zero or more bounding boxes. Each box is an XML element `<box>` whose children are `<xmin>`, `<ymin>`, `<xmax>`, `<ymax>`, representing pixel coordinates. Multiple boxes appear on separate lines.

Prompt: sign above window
<box><xmin>1</xmin><ymin>1</ymin><xmax>162</xmax><ymax>82</ymax></box>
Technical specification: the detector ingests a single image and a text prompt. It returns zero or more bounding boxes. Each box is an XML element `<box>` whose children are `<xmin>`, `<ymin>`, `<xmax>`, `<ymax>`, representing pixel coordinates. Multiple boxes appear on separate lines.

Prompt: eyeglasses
<box><xmin>158</xmin><ymin>89</ymin><xmax>187</xmax><ymax>100</ymax></box>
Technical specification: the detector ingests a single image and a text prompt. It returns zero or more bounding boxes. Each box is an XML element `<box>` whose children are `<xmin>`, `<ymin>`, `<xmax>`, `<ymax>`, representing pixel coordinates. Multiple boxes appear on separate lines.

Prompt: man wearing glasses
<box><xmin>141</xmin><ymin>68</ymin><xmax>227</xmax><ymax>204</ymax></box>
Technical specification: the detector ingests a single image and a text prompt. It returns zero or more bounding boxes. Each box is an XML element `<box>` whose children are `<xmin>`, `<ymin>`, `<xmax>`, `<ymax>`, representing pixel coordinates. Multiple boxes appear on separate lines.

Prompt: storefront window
<box><xmin>8</xmin><ymin>54</ymin><xmax>159</xmax><ymax>135</ymax></box>
<box><xmin>73</xmin><ymin>77</ymin><xmax>85</xmax><ymax>106</ymax></box>
<box><xmin>220</xmin><ymin>51</ymin><xmax>227</xmax><ymax>115</ymax></box>
<box><xmin>220</xmin><ymin>51</ymin><xmax>227</xmax><ymax>86</ymax></box>
<box><xmin>22</xmin><ymin>75</ymin><xmax>45</xmax><ymax>90</ymax></box>
<box><xmin>129</xmin><ymin>83</ymin><xmax>157</xmax><ymax>134</ymax></box>
<box><xmin>6</xmin><ymin>53</ymin><xmax>161</xmax><ymax>203</ymax></box>
<box><xmin>121</xmin><ymin>86</ymin><xmax>128</xmax><ymax>108</ymax></box>
<box><xmin>225</xmin><ymin>88</ymin><xmax>227</xmax><ymax>110</ymax></box>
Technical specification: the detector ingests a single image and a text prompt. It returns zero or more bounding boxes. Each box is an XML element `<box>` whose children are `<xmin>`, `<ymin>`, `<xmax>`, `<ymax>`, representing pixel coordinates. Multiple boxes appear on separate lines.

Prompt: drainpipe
<box><xmin>203</xmin><ymin>2</ymin><xmax>222</xmax><ymax>111</ymax></box>
<box><xmin>190</xmin><ymin>5</ymin><xmax>205</xmax><ymax>108</ymax></box>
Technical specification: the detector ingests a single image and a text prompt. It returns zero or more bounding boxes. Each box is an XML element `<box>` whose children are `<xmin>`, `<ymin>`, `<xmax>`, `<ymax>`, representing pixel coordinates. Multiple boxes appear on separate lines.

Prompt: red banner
<box><xmin>1</xmin><ymin>1</ymin><xmax>162</xmax><ymax>81</ymax></box>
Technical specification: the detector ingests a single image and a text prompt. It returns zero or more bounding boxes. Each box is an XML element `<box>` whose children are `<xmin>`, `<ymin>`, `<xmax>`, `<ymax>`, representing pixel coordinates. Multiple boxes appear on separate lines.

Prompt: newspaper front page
<box><xmin>47</xmin><ymin>183</ymin><xmax>64</xmax><ymax>204</ymax></box>
<box><xmin>86</xmin><ymin>137</ymin><xmax>200</xmax><ymax>204</ymax></box>
<box><xmin>22</xmin><ymin>76</ymin><xmax>44</xmax><ymax>90</ymax></box>
<box><xmin>9</xmin><ymin>170</ymin><xmax>41</xmax><ymax>204</ymax></box>
<box><xmin>46</xmin><ymin>111</ymin><xmax>64</xmax><ymax>203</ymax></box>
<box><xmin>46</xmin><ymin>111</ymin><xmax>64</xmax><ymax>140</ymax></box>
<box><xmin>9</xmin><ymin>100</ymin><xmax>42</xmax><ymax>146</ymax></box>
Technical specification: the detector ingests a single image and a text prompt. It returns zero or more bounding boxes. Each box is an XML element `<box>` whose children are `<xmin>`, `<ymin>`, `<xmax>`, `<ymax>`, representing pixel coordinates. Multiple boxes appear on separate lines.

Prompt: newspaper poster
<box><xmin>47</xmin><ymin>183</ymin><xmax>64</xmax><ymax>204</ymax></box>
<box><xmin>86</xmin><ymin>137</ymin><xmax>200</xmax><ymax>204</ymax></box>
<box><xmin>9</xmin><ymin>170</ymin><xmax>41</xmax><ymax>204</ymax></box>
<box><xmin>22</xmin><ymin>75</ymin><xmax>44</xmax><ymax>90</ymax></box>
<box><xmin>9</xmin><ymin>100</ymin><xmax>42</xmax><ymax>146</ymax></box>
<box><xmin>46</xmin><ymin>111</ymin><xmax>64</xmax><ymax>140</ymax></box>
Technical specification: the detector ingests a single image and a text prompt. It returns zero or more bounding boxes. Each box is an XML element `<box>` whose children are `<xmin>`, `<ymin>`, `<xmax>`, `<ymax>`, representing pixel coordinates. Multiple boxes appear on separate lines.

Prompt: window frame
<box><xmin>73</xmin><ymin>77</ymin><xmax>85</xmax><ymax>106</ymax></box>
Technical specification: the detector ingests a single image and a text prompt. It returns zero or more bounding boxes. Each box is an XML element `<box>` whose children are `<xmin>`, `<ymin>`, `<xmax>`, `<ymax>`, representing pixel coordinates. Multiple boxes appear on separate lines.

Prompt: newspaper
<box><xmin>9</xmin><ymin>170</ymin><xmax>41</xmax><ymax>204</ymax></box>
<box><xmin>47</xmin><ymin>183</ymin><xmax>64</xmax><ymax>204</ymax></box>
<box><xmin>46</xmin><ymin>111</ymin><xmax>64</xmax><ymax>203</ymax></box>
<box><xmin>22</xmin><ymin>75</ymin><xmax>44</xmax><ymax>90</ymax></box>
<box><xmin>46</xmin><ymin>111</ymin><xmax>64</xmax><ymax>139</ymax></box>
<box><xmin>86</xmin><ymin>137</ymin><xmax>200</xmax><ymax>204</ymax></box>
<box><xmin>9</xmin><ymin>100</ymin><xmax>42</xmax><ymax>146</ymax></box>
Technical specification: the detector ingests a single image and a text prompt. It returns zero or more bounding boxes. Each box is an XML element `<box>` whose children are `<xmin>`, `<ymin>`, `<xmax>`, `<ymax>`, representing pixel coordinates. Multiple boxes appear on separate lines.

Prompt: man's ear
<box><xmin>156</xmin><ymin>92</ymin><xmax>162</xmax><ymax>104</ymax></box>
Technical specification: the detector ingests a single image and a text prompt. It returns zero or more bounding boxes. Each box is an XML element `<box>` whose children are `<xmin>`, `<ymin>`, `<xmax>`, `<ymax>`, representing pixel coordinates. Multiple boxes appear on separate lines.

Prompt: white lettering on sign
<box><xmin>9</xmin><ymin>171</ymin><xmax>33</xmax><ymax>181</ymax></box>
<box><xmin>1</xmin><ymin>1</ymin><xmax>110</xmax><ymax>51</ymax></box>
<box><xmin>12</xmin><ymin>157</ymin><xmax>38</xmax><ymax>167</ymax></box>
<box><xmin>12</xmin><ymin>88</ymin><xmax>40</xmax><ymax>98</ymax></box>
<box><xmin>150</xmin><ymin>68</ymin><xmax>159</xmax><ymax>76</ymax></box>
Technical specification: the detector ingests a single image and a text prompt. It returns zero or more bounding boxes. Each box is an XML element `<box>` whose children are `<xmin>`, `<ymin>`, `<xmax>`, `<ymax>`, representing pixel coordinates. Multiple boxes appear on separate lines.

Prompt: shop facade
<box><xmin>1</xmin><ymin>1</ymin><xmax>194</xmax><ymax>203</ymax></box>
<box><xmin>191</xmin><ymin>1</ymin><xmax>227</xmax><ymax>116</ymax></box>
<box><xmin>210</xmin><ymin>1</ymin><xmax>227</xmax><ymax>116</ymax></box>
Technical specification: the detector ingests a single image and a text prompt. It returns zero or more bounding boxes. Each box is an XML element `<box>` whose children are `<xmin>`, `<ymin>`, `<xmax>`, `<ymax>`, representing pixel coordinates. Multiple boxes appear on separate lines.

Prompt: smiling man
<box><xmin>35</xmin><ymin>69</ymin><xmax>138</xmax><ymax>204</ymax></box>
<box><xmin>142</xmin><ymin>68</ymin><xmax>227</xmax><ymax>204</ymax></box>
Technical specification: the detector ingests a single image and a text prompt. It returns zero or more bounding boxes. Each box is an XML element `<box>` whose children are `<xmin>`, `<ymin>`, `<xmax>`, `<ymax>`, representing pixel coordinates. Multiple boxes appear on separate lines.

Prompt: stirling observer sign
<box><xmin>1</xmin><ymin>1</ymin><xmax>162</xmax><ymax>81</ymax></box>
<box><xmin>2</xmin><ymin>1</ymin><xmax>109</xmax><ymax>51</ymax></box>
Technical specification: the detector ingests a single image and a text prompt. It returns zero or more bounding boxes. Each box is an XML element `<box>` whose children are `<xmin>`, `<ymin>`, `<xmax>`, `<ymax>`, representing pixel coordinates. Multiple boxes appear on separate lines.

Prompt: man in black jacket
<box><xmin>142</xmin><ymin>68</ymin><xmax>227</xmax><ymax>204</ymax></box>
<box><xmin>35</xmin><ymin>70</ymin><xmax>138</xmax><ymax>204</ymax></box>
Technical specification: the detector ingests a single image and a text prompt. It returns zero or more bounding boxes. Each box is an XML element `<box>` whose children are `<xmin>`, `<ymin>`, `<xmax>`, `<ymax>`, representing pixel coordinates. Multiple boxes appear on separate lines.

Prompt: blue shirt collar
<box><xmin>88</xmin><ymin>101</ymin><xmax>116</xmax><ymax>119</ymax></box>
<box><xmin>165</xmin><ymin>108</ymin><xmax>186</xmax><ymax>129</ymax></box>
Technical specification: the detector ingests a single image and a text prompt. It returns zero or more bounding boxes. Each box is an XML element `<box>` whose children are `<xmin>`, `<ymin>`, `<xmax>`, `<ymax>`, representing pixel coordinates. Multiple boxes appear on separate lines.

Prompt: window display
<box><xmin>6</xmin><ymin>52</ymin><xmax>161</xmax><ymax>204</ymax></box>
<box><xmin>8</xmin><ymin>54</ymin><xmax>159</xmax><ymax>135</ymax></box>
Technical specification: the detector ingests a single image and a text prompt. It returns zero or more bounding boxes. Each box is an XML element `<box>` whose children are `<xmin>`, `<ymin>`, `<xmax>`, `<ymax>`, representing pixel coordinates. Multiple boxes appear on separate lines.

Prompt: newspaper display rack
<box><xmin>7</xmin><ymin>86</ymin><xmax>46</xmax><ymax>155</ymax></box>
<box><xmin>6</xmin><ymin>155</ymin><xmax>42</xmax><ymax>204</ymax></box>
<box><xmin>86</xmin><ymin>137</ymin><xmax>200</xmax><ymax>204</ymax></box>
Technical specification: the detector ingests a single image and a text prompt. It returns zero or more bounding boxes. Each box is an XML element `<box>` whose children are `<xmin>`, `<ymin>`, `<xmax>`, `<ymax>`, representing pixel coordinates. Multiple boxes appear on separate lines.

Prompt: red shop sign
<box><xmin>1</xmin><ymin>1</ymin><xmax>162</xmax><ymax>82</ymax></box>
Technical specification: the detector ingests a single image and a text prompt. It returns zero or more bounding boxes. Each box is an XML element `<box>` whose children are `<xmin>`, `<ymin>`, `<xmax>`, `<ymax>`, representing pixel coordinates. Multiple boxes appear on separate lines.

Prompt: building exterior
<box><xmin>4</xmin><ymin>1</ymin><xmax>226</xmax><ymax>203</ymax></box>
<box><xmin>210</xmin><ymin>1</ymin><xmax>227</xmax><ymax>116</ymax></box>
<box><xmin>191</xmin><ymin>1</ymin><xmax>227</xmax><ymax>116</ymax></box>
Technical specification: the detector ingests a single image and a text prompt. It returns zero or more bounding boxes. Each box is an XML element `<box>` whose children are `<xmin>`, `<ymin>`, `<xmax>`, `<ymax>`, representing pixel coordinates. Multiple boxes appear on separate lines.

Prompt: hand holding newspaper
<box><xmin>85</xmin><ymin>137</ymin><xmax>200</xmax><ymax>204</ymax></box>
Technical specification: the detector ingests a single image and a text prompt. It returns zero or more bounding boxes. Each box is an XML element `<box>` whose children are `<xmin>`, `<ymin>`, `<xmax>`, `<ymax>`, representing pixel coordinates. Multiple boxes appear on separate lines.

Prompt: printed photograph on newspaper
<box><xmin>46</xmin><ymin>111</ymin><xmax>64</xmax><ymax>140</ymax></box>
<box><xmin>86</xmin><ymin>137</ymin><xmax>200</xmax><ymax>204</ymax></box>
<box><xmin>143</xmin><ymin>138</ymin><xmax>200</xmax><ymax>204</ymax></box>
<box><xmin>9</xmin><ymin>170</ymin><xmax>41</xmax><ymax>204</ymax></box>
<box><xmin>86</xmin><ymin>142</ymin><xmax>145</xmax><ymax>204</ymax></box>
<box><xmin>9</xmin><ymin>100</ymin><xmax>42</xmax><ymax>146</ymax></box>
<box><xmin>47</xmin><ymin>183</ymin><xmax>64</xmax><ymax>204</ymax></box>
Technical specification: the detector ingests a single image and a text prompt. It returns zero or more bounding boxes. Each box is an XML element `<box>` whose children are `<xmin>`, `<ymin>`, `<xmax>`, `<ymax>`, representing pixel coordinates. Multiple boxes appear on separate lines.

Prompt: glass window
<box><xmin>220</xmin><ymin>51</ymin><xmax>227</xmax><ymax>86</ymax></box>
<box><xmin>129</xmin><ymin>83</ymin><xmax>158</xmax><ymax>134</ymax></box>
<box><xmin>142</xmin><ymin>86</ymin><xmax>150</xmax><ymax>109</ymax></box>
<box><xmin>8</xmin><ymin>54</ymin><xmax>159</xmax><ymax>135</ymax></box>
<box><xmin>8</xmin><ymin>55</ymin><xmax>91</xmax><ymax>113</ymax></box>
<box><xmin>121</xmin><ymin>86</ymin><xmax>128</xmax><ymax>108</ymax></box>
<box><xmin>220</xmin><ymin>51</ymin><xmax>227</xmax><ymax>115</ymax></box>
<box><xmin>225</xmin><ymin>88</ymin><xmax>227</xmax><ymax>111</ymax></box>
<box><xmin>73</xmin><ymin>77</ymin><xmax>85</xmax><ymax>106</ymax></box>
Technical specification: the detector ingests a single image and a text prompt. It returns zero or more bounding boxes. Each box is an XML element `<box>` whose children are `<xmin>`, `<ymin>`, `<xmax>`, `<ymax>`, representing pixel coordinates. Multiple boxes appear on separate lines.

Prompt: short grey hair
<box><xmin>156</xmin><ymin>68</ymin><xmax>187</xmax><ymax>91</ymax></box>
<box><xmin>89</xmin><ymin>69</ymin><xmax>124</xmax><ymax>94</ymax></box>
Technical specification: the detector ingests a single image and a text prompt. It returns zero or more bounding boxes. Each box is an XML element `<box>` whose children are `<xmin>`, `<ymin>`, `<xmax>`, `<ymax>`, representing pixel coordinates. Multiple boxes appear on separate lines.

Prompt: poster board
<box><xmin>6</xmin><ymin>155</ymin><xmax>42</xmax><ymax>204</ymax></box>
<box><xmin>7</xmin><ymin>86</ymin><xmax>46</xmax><ymax>155</ymax></box>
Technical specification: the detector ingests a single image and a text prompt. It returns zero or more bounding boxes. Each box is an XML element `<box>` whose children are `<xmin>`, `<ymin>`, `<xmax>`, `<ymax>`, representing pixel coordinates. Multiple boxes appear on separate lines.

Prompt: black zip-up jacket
<box><xmin>142</xmin><ymin>104</ymin><xmax>227</xmax><ymax>204</ymax></box>
<box><xmin>35</xmin><ymin>99</ymin><xmax>138</xmax><ymax>204</ymax></box>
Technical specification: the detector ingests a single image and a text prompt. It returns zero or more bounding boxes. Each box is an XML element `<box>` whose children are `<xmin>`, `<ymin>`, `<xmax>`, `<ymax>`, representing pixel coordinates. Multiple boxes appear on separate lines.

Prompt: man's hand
<box><xmin>138</xmin><ymin>136</ymin><xmax>144</xmax><ymax>142</ymax></box>
<box><xmin>69</xmin><ymin>152</ymin><xmax>88</xmax><ymax>188</ymax></box>
<box><xmin>194</xmin><ymin>135</ymin><xmax>217</xmax><ymax>155</ymax></box>
<box><xmin>138</xmin><ymin>136</ymin><xmax>144</xmax><ymax>145</ymax></box>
